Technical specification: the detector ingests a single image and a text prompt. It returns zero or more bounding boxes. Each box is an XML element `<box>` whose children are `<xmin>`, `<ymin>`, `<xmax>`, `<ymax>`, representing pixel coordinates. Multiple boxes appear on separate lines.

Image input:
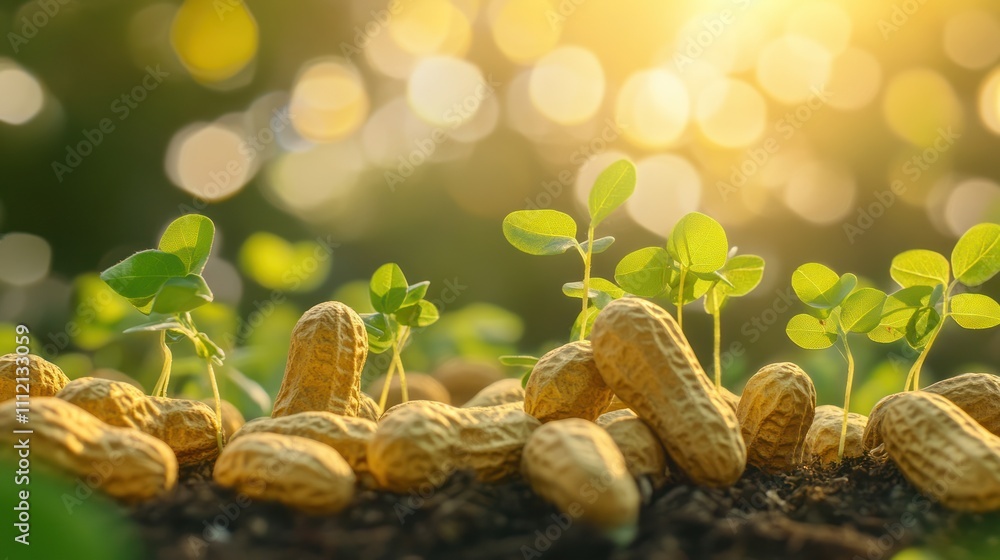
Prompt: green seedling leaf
<box><xmin>361</xmin><ymin>313</ymin><xmax>392</xmax><ymax>352</ymax></box>
<box><xmin>890</xmin><ymin>249</ymin><xmax>949</xmax><ymax>288</ymax></box>
<box><xmin>588</xmin><ymin>159</ymin><xmax>636</xmax><ymax>227</ymax></box>
<box><xmin>667</xmin><ymin>212</ymin><xmax>729</xmax><ymax>274</ymax></box>
<box><xmin>952</xmin><ymin>223</ymin><xmax>1000</xmax><ymax>286</ymax></box>
<box><xmin>122</xmin><ymin>318</ymin><xmax>185</xmax><ymax>334</ymax></box>
<box><xmin>833</xmin><ymin>274</ymin><xmax>858</xmax><ymax>306</ymax></box>
<box><xmin>949</xmin><ymin>293</ymin><xmax>1000</xmax><ymax>329</ymax></box>
<box><xmin>101</xmin><ymin>250</ymin><xmax>187</xmax><ymax>300</ymax></box>
<box><xmin>151</xmin><ymin>274</ymin><xmax>214</xmax><ymax>314</ymax></box>
<box><xmin>521</xmin><ymin>369</ymin><xmax>532</xmax><ymax>388</ymax></box>
<box><xmin>704</xmin><ymin>286</ymin><xmax>726</xmax><ymax>315</ymax></box>
<box><xmin>402</xmin><ymin>281</ymin><xmax>430</xmax><ymax>307</ymax></box>
<box><xmin>158</xmin><ymin>214</ymin><xmax>216</xmax><ymax>274</ymax></box>
<box><xmin>370</xmin><ymin>263</ymin><xmax>408</xmax><ymax>314</ymax></box>
<box><xmin>868</xmin><ymin>286</ymin><xmax>934</xmax><ymax>343</ymax></box>
<box><xmin>929</xmin><ymin>284</ymin><xmax>944</xmax><ymax>307</ymax></box>
<box><xmin>786</xmin><ymin>313</ymin><xmax>837</xmax><ymax>349</ymax></box>
<box><xmin>499</xmin><ymin>355</ymin><xmax>540</xmax><ymax>368</ymax></box>
<box><xmin>615</xmin><ymin>247</ymin><xmax>673</xmax><ymax>297</ymax></box>
<box><xmin>502</xmin><ymin>210</ymin><xmax>579</xmax><ymax>256</ymax></box>
<box><xmin>840</xmin><ymin>288</ymin><xmax>887</xmax><ymax>333</ymax></box>
<box><xmin>396</xmin><ymin>300</ymin><xmax>441</xmax><ymax>328</ymax></box>
<box><xmin>718</xmin><ymin>255</ymin><xmax>764</xmax><ymax>297</ymax></box>
<box><xmin>582</xmin><ymin>236</ymin><xmax>615</xmax><ymax>254</ymax></box>
<box><xmin>562</xmin><ymin>278</ymin><xmax>624</xmax><ymax>308</ymax></box>
<box><xmin>670</xmin><ymin>273</ymin><xmax>714</xmax><ymax>305</ymax></box>
<box><xmin>791</xmin><ymin>263</ymin><xmax>840</xmax><ymax>308</ymax></box>
<box><xmin>196</xmin><ymin>332</ymin><xmax>226</xmax><ymax>361</ymax></box>
<box><xmin>906</xmin><ymin>306</ymin><xmax>941</xmax><ymax>349</ymax></box>
<box><xmin>571</xmin><ymin>305</ymin><xmax>600</xmax><ymax>340</ymax></box>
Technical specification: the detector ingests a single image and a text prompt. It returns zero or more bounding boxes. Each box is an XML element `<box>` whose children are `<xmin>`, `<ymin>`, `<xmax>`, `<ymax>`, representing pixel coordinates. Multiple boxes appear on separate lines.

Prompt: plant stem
<box><xmin>152</xmin><ymin>330</ymin><xmax>173</xmax><ymax>398</ymax></box>
<box><xmin>392</xmin><ymin>327</ymin><xmax>410</xmax><ymax>403</ymax></box>
<box><xmin>206</xmin><ymin>360</ymin><xmax>224</xmax><ymax>450</ymax></box>
<box><xmin>377</xmin><ymin>356</ymin><xmax>397</xmax><ymax>413</ymax></box>
<box><xmin>677</xmin><ymin>268</ymin><xmax>687</xmax><ymax>330</ymax></box>
<box><xmin>904</xmin><ymin>281</ymin><xmax>954</xmax><ymax>391</ymax></box>
<box><xmin>713</xmin><ymin>310</ymin><xmax>722</xmax><ymax>389</ymax></box>
<box><xmin>837</xmin><ymin>334</ymin><xmax>855</xmax><ymax>461</ymax></box>
<box><xmin>580</xmin><ymin>225</ymin><xmax>595</xmax><ymax>342</ymax></box>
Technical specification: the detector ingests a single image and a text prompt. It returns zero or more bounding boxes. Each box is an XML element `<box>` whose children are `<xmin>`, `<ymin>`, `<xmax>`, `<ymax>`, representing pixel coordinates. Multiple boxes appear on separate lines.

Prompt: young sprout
<box><xmin>868</xmin><ymin>223</ymin><xmax>1000</xmax><ymax>391</ymax></box>
<box><xmin>502</xmin><ymin>159</ymin><xmax>636</xmax><ymax>341</ymax></box>
<box><xmin>785</xmin><ymin>263</ymin><xmax>887</xmax><ymax>460</ymax></box>
<box><xmin>614</xmin><ymin>212</ymin><xmax>730</xmax><ymax>330</ymax></box>
<box><xmin>360</xmin><ymin>263</ymin><xmax>440</xmax><ymax>412</ymax></box>
<box><xmin>101</xmin><ymin>214</ymin><xmax>227</xmax><ymax>449</ymax></box>
<box><xmin>703</xmin><ymin>251</ymin><xmax>765</xmax><ymax>389</ymax></box>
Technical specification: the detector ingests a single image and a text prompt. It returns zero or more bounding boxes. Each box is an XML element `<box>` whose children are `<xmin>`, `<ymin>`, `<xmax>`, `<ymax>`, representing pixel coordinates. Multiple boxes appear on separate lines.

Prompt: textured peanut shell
<box><xmin>432</xmin><ymin>359</ymin><xmax>505</xmax><ymax>405</ymax></box>
<box><xmin>272</xmin><ymin>302</ymin><xmax>368</xmax><ymax>418</ymax></box>
<box><xmin>524</xmin><ymin>341</ymin><xmax>613</xmax><ymax>422</ymax></box>
<box><xmin>356</xmin><ymin>393</ymin><xmax>382</xmax><ymax>422</ymax></box>
<box><xmin>57</xmin><ymin>377</ymin><xmax>220</xmax><ymax>466</ymax></box>
<box><xmin>881</xmin><ymin>392</ymin><xmax>1000</xmax><ymax>512</ymax></box>
<box><xmin>462</xmin><ymin>378</ymin><xmax>524</xmax><ymax>408</ymax></box>
<box><xmin>232</xmin><ymin>411</ymin><xmax>375</xmax><ymax>474</ymax></box>
<box><xmin>591</xmin><ymin>298</ymin><xmax>746</xmax><ymax>487</ymax></box>
<box><xmin>0</xmin><ymin>398</ymin><xmax>176</xmax><ymax>501</ymax></box>
<box><xmin>866</xmin><ymin>373</ymin><xmax>1000</xmax><ymax>450</ymax></box>
<box><xmin>804</xmin><ymin>405</ymin><xmax>867</xmax><ymax>464</ymax></box>
<box><xmin>365</xmin><ymin>372</ymin><xmax>451</xmax><ymax>409</ymax></box>
<box><xmin>201</xmin><ymin>399</ymin><xmax>245</xmax><ymax>441</ymax></box>
<box><xmin>599</xmin><ymin>414</ymin><xmax>669</xmax><ymax>487</ymax></box>
<box><xmin>368</xmin><ymin>401</ymin><xmax>539</xmax><ymax>492</ymax></box>
<box><xmin>521</xmin><ymin>418</ymin><xmax>640</xmax><ymax>534</ymax></box>
<box><xmin>1</xmin><ymin>353</ymin><xmax>69</xmax><ymax>401</ymax></box>
<box><xmin>737</xmin><ymin>363</ymin><xmax>816</xmax><ymax>472</ymax></box>
<box><xmin>214</xmin><ymin>433</ymin><xmax>355</xmax><ymax>514</ymax></box>
<box><xmin>719</xmin><ymin>386</ymin><xmax>741</xmax><ymax>414</ymax></box>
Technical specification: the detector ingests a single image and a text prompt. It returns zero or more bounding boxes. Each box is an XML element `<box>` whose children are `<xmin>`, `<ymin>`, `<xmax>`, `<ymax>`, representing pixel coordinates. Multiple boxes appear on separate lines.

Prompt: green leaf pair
<box><xmin>786</xmin><ymin>263</ymin><xmax>887</xmax><ymax>350</ymax></box>
<box><xmin>363</xmin><ymin>263</ymin><xmax>440</xmax><ymax>355</ymax></box>
<box><xmin>101</xmin><ymin>215</ymin><xmax>216</xmax><ymax>315</ymax></box>
<box><xmin>502</xmin><ymin>159</ymin><xmax>636</xmax><ymax>341</ymax></box>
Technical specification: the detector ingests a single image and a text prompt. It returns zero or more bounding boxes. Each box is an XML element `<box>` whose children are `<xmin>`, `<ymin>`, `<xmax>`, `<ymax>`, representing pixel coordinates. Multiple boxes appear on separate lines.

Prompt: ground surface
<box><xmin>129</xmin><ymin>456</ymin><xmax>1000</xmax><ymax>560</ymax></box>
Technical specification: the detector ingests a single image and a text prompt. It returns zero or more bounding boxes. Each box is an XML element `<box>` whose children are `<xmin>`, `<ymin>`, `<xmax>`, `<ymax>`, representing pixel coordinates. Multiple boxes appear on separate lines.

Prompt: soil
<box><xmin>129</xmin><ymin>456</ymin><xmax>1000</xmax><ymax>560</ymax></box>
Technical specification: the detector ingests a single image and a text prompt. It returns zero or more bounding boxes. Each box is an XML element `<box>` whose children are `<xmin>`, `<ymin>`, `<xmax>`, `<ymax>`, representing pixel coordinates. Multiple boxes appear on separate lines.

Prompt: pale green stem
<box><xmin>838</xmin><ymin>334</ymin><xmax>855</xmax><ymax>461</ymax></box>
<box><xmin>206</xmin><ymin>360</ymin><xmax>224</xmax><ymax>450</ymax></box>
<box><xmin>392</xmin><ymin>327</ymin><xmax>410</xmax><ymax>403</ymax></box>
<box><xmin>580</xmin><ymin>225</ymin><xmax>595</xmax><ymax>342</ymax></box>
<box><xmin>713</xmin><ymin>311</ymin><xmax>722</xmax><ymax>389</ymax></box>
<box><xmin>677</xmin><ymin>268</ymin><xmax>687</xmax><ymax>330</ymax></box>
<box><xmin>377</xmin><ymin>356</ymin><xmax>397</xmax><ymax>413</ymax></box>
<box><xmin>152</xmin><ymin>330</ymin><xmax>173</xmax><ymax>398</ymax></box>
<box><xmin>904</xmin><ymin>281</ymin><xmax>954</xmax><ymax>391</ymax></box>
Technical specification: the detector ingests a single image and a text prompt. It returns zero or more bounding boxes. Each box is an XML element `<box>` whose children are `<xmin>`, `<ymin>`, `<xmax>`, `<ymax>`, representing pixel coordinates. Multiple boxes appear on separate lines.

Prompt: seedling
<box><xmin>614</xmin><ymin>213</ymin><xmax>762</xmax><ymax>387</ymax></box>
<box><xmin>360</xmin><ymin>263</ymin><xmax>440</xmax><ymax>412</ymax></box>
<box><xmin>502</xmin><ymin>159</ymin><xmax>636</xmax><ymax>341</ymax></box>
<box><xmin>785</xmin><ymin>263</ymin><xmax>887</xmax><ymax>460</ymax></box>
<box><xmin>101</xmin><ymin>214</ymin><xmax>226</xmax><ymax>449</ymax></box>
<box><xmin>868</xmin><ymin>223</ymin><xmax>1000</xmax><ymax>391</ymax></box>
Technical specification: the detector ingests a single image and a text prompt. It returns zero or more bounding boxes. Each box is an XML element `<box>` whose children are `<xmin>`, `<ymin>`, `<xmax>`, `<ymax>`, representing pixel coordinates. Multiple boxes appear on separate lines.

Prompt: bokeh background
<box><xmin>2</xmin><ymin>0</ymin><xmax>1000</xmax><ymax>422</ymax></box>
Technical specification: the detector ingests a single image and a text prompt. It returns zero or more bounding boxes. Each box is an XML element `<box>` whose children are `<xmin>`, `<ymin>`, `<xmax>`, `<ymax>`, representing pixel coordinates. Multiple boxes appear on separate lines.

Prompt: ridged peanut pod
<box><xmin>719</xmin><ymin>386</ymin><xmax>741</xmax><ymax>415</ymax></box>
<box><xmin>57</xmin><ymin>377</ymin><xmax>220</xmax><ymax>466</ymax></box>
<box><xmin>591</xmin><ymin>298</ymin><xmax>746</xmax><ymax>487</ymax></box>
<box><xmin>597</xmin><ymin>411</ymin><xmax>669</xmax><ymax>487</ymax></box>
<box><xmin>232</xmin><ymin>412</ymin><xmax>376</xmax><ymax>475</ymax></box>
<box><xmin>368</xmin><ymin>401</ymin><xmax>539</xmax><ymax>492</ymax></box>
<box><xmin>0</xmin><ymin>398</ymin><xmax>176</xmax><ymax>502</ymax></box>
<box><xmin>737</xmin><ymin>363</ymin><xmax>816</xmax><ymax>472</ymax></box>
<box><xmin>357</xmin><ymin>393</ymin><xmax>382</xmax><ymax>422</ymax></box>
<box><xmin>462</xmin><ymin>378</ymin><xmax>525</xmax><ymax>408</ymax></box>
<box><xmin>272</xmin><ymin>302</ymin><xmax>368</xmax><ymax>418</ymax></box>
<box><xmin>881</xmin><ymin>392</ymin><xmax>1000</xmax><ymax>512</ymax></box>
<box><xmin>521</xmin><ymin>419</ymin><xmax>640</xmax><ymax>542</ymax></box>
<box><xmin>1</xmin><ymin>353</ymin><xmax>70</xmax><ymax>401</ymax></box>
<box><xmin>804</xmin><ymin>405</ymin><xmax>867</xmax><ymax>464</ymax></box>
<box><xmin>524</xmin><ymin>341</ymin><xmax>613</xmax><ymax>422</ymax></box>
<box><xmin>214</xmin><ymin>433</ymin><xmax>356</xmax><ymax>514</ymax></box>
<box><xmin>866</xmin><ymin>373</ymin><xmax>1000</xmax><ymax>450</ymax></box>
<box><xmin>863</xmin><ymin>393</ymin><xmax>902</xmax><ymax>451</ymax></box>
<box><xmin>202</xmin><ymin>399</ymin><xmax>245</xmax><ymax>440</ymax></box>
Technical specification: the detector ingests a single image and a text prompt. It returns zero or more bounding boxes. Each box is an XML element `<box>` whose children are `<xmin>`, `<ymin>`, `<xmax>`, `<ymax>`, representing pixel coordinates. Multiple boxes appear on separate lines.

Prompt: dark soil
<box><xmin>129</xmin><ymin>456</ymin><xmax>1000</xmax><ymax>560</ymax></box>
